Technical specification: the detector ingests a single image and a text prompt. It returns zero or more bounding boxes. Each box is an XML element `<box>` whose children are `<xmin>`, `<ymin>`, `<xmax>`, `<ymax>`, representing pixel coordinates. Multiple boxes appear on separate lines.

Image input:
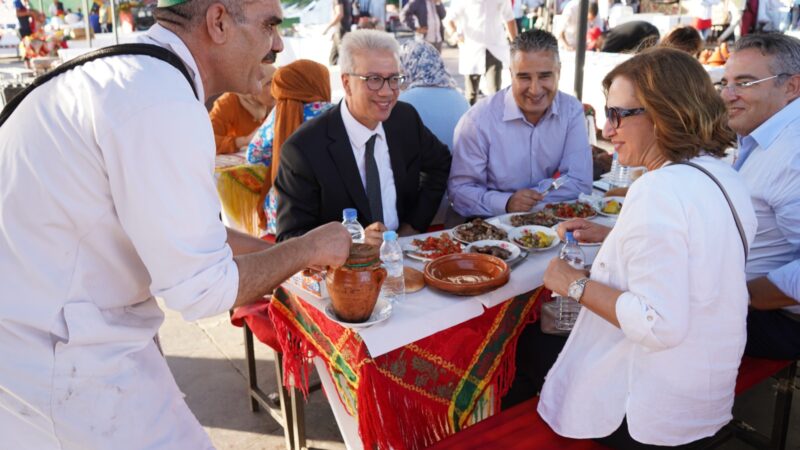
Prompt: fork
<box><xmin>540</xmin><ymin>177</ymin><xmax>569</xmax><ymax>196</ymax></box>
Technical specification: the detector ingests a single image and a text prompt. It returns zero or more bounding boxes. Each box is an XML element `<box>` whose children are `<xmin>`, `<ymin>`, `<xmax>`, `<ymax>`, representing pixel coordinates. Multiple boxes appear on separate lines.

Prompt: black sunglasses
<box><xmin>605</xmin><ymin>106</ymin><xmax>646</xmax><ymax>129</ymax></box>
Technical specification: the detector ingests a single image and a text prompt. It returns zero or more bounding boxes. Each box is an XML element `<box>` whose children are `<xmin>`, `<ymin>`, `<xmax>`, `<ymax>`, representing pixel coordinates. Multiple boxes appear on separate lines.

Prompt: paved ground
<box><xmin>3</xmin><ymin>45</ymin><xmax>800</xmax><ymax>450</ymax></box>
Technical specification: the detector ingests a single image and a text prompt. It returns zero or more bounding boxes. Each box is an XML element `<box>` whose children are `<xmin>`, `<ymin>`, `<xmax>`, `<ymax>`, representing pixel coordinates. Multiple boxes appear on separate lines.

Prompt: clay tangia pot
<box><xmin>326</xmin><ymin>243</ymin><xmax>387</xmax><ymax>323</ymax></box>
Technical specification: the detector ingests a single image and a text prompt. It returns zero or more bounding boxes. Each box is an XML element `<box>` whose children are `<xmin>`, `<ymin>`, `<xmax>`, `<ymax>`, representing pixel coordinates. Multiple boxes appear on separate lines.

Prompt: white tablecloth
<box><xmin>285</xmin><ymin>214</ymin><xmax>615</xmax><ymax>358</ymax></box>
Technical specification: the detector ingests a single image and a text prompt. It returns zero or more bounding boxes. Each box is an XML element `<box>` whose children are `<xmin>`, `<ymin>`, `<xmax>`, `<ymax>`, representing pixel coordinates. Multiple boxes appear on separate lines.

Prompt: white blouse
<box><xmin>538</xmin><ymin>156</ymin><xmax>758</xmax><ymax>446</ymax></box>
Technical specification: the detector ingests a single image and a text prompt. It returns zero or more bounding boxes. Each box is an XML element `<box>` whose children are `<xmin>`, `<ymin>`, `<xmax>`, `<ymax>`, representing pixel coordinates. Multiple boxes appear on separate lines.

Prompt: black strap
<box><xmin>0</xmin><ymin>43</ymin><xmax>198</xmax><ymax>128</ymax></box>
<box><xmin>674</xmin><ymin>161</ymin><xmax>749</xmax><ymax>260</ymax></box>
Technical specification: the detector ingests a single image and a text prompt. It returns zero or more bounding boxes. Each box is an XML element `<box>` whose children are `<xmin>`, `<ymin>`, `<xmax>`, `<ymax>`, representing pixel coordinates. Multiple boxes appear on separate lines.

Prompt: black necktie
<box><xmin>365</xmin><ymin>134</ymin><xmax>383</xmax><ymax>224</ymax></box>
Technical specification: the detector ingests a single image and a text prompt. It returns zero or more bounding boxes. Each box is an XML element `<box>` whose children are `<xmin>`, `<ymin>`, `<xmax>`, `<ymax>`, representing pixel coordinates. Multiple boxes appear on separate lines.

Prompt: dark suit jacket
<box><xmin>274</xmin><ymin>101</ymin><xmax>452</xmax><ymax>241</ymax></box>
<box><xmin>400</xmin><ymin>0</ymin><xmax>446</xmax><ymax>40</ymax></box>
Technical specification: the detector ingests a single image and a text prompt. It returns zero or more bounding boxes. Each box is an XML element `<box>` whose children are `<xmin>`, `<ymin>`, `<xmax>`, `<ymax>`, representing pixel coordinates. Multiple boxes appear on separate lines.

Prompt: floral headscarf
<box><xmin>399</xmin><ymin>40</ymin><xmax>456</xmax><ymax>90</ymax></box>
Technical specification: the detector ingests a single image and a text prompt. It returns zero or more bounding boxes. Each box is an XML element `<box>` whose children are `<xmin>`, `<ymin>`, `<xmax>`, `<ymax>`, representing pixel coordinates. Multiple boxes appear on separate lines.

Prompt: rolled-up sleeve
<box><xmin>613</xmin><ymin>186</ymin><xmax>691</xmax><ymax>351</ymax></box>
<box><xmin>100</xmin><ymin>100</ymin><xmax>238</xmax><ymax>321</ymax></box>
<box><xmin>448</xmin><ymin>114</ymin><xmax>512</xmax><ymax>217</ymax></box>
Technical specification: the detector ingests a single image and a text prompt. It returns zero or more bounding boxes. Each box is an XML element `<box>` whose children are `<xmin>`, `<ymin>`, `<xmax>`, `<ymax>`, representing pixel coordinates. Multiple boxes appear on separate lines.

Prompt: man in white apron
<box><xmin>0</xmin><ymin>0</ymin><xmax>351</xmax><ymax>447</ymax></box>
<box><xmin>445</xmin><ymin>0</ymin><xmax>518</xmax><ymax>105</ymax></box>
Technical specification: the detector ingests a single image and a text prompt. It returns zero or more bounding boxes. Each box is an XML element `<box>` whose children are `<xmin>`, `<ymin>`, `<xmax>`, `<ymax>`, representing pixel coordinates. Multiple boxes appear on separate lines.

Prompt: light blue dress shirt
<box><xmin>447</xmin><ymin>87</ymin><xmax>593</xmax><ymax>217</ymax></box>
<box><xmin>399</xmin><ymin>86</ymin><xmax>469</xmax><ymax>151</ymax></box>
<box><xmin>735</xmin><ymin>97</ymin><xmax>800</xmax><ymax>313</ymax></box>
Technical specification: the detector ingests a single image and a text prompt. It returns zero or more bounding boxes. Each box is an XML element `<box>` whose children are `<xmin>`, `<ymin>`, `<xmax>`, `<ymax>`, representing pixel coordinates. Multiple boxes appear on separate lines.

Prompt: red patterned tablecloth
<box><xmin>266</xmin><ymin>286</ymin><xmax>546</xmax><ymax>450</ymax></box>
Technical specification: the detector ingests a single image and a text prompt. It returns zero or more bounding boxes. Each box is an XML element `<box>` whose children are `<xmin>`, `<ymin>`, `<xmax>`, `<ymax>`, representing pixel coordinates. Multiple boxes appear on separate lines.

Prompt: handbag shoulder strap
<box><xmin>0</xmin><ymin>43</ymin><xmax>198</xmax><ymax>128</ymax></box>
<box><xmin>673</xmin><ymin>160</ymin><xmax>749</xmax><ymax>260</ymax></box>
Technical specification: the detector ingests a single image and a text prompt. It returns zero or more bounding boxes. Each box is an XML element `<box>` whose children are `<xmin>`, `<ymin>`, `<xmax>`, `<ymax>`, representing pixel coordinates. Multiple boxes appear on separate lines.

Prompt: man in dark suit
<box><xmin>400</xmin><ymin>0</ymin><xmax>447</xmax><ymax>51</ymax></box>
<box><xmin>275</xmin><ymin>29</ymin><xmax>452</xmax><ymax>244</ymax></box>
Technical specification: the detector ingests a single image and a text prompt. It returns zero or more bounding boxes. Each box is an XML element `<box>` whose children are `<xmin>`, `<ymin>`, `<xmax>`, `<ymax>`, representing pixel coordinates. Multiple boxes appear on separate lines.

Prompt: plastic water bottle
<box><xmin>342</xmin><ymin>208</ymin><xmax>365</xmax><ymax>243</ymax></box>
<box><xmin>555</xmin><ymin>232</ymin><xmax>585</xmax><ymax>331</ymax></box>
<box><xmin>379</xmin><ymin>231</ymin><xmax>405</xmax><ymax>305</ymax></box>
<box><xmin>608</xmin><ymin>152</ymin><xmax>632</xmax><ymax>188</ymax></box>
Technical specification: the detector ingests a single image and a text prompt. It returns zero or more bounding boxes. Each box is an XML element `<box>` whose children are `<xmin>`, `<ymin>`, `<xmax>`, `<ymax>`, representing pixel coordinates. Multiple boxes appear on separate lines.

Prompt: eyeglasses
<box><xmin>349</xmin><ymin>74</ymin><xmax>406</xmax><ymax>91</ymax></box>
<box><xmin>714</xmin><ymin>73</ymin><xmax>793</xmax><ymax>94</ymax></box>
<box><xmin>604</xmin><ymin>106</ymin><xmax>646</xmax><ymax>129</ymax></box>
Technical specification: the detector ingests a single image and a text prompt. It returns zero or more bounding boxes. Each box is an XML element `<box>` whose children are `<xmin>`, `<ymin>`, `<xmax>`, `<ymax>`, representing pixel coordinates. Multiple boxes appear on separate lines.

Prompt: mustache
<box><xmin>262</xmin><ymin>51</ymin><xmax>277</xmax><ymax>64</ymax></box>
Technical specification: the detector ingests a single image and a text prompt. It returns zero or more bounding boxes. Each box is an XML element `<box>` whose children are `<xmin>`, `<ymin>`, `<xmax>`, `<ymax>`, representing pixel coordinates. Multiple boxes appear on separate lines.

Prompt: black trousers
<box><xmin>502</xmin><ymin>322</ymin><xmax>567</xmax><ymax>409</ymax></box>
<box><xmin>745</xmin><ymin>309</ymin><xmax>800</xmax><ymax>360</ymax></box>
<box><xmin>464</xmin><ymin>49</ymin><xmax>503</xmax><ymax>105</ymax></box>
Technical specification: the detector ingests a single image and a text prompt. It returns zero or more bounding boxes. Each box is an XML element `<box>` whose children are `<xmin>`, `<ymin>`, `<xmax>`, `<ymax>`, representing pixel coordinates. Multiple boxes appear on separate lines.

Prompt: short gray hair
<box><xmin>154</xmin><ymin>0</ymin><xmax>246</xmax><ymax>29</ymax></box>
<box><xmin>733</xmin><ymin>33</ymin><xmax>800</xmax><ymax>81</ymax></box>
<box><xmin>339</xmin><ymin>30</ymin><xmax>401</xmax><ymax>74</ymax></box>
<box><xmin>510</xmin><ymin>29</ymin><xmax>560</xmax><ymax>64</ymax></box>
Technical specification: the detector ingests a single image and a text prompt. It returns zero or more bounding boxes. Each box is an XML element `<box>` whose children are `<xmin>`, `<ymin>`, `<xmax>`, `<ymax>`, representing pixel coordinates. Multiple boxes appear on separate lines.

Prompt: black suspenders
<box><xmin>0</xmin><ymin>43</ymin><xmax>198</xmax><ymax>127</ymax></box>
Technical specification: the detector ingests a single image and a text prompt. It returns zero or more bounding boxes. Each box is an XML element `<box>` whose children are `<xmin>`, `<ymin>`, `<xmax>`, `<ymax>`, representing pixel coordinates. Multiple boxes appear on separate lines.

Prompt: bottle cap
<box><xmin>343</xmin><ymin>208</ymin><xmax>357</xmax><ymax>221</ymax></box>
<box><xmin>565</xmin><ymin>231</ymin><xmax>575</xmax><ymax>243</ymax></box>
<box><xmin>383</xmin><ymin>230</ymin><xmax>398</xmax><ymax>241</ymax></box>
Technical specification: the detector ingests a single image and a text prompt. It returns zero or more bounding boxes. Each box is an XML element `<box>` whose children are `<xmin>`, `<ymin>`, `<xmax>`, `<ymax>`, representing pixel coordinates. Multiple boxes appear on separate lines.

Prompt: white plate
<box><xmin>451</xmin><ymin>222</ymin><xmax>508</xmax><ymax>243</ymax></box>
<box><xmin>465</xmin><ymin>239</ymin><xmax>522</xmax><ymax>262</ymax></box>
<box><xmin>402</xmin><ymin>235</ymin><xmax>463</xmax><ymax>262</ymax></box>
<box><xmin>596</xmin><ymin>196</ymin><xmax>625</xmax><ymax>217</ymax></box>
<box><xmin>488</xmin><ymin>212</ymin><xmax>560</xmax><ymax>231</ymax></box>
<box><xmin>403</xmin><ymin>243</ymin><xmax>435</xmax><ymax>262</ymax></box>
<box><xmin>402</xmin><ymin>243</ymin><xmax>463</xmax><ymax>262</ymax></box>
<box><xmin>542</xmin><ymin>201</ymin><xmax>598</xmax><ymax>221</ymax></box>
<box><xmin>323</xmin><ymin>298</ymin><xmax>393</xmax><ymax>329</ymax></box>
<box><xmin>549</xmin><ymin>225</ymin><xmax>603</xmax><ymax>247</ymax></box>
<box><xmin>508</xmin><ymin>226</ymin><xmax>561</xmax><ymax>252</ymax></box>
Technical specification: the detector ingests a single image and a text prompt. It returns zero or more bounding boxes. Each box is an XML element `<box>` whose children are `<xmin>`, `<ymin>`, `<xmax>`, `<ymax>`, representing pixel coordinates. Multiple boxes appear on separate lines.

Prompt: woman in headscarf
<box><xmin>247</xmin><ymin>59</ymin><xmax>333</xmax><ymax>235</ymax></box>
<box><xmin>209</xmin><ymin>64</ymin><xmax>276</xmax><ymax>155</ymax></box>
<box><xmin>398</xmin><ymin>40</ymin><xmax>469</xmax><ymax>150</ymax></box>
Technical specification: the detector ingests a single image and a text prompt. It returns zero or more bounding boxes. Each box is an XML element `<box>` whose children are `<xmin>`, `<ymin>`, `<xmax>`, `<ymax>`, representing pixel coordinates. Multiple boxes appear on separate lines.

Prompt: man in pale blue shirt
<box><xmin>719</xmin><ymin>33</ymin><xmax>800</xmax><ymax>359</ymax></box>
<box><xmin>448</xmin><ymin>29</ymin><xmax>592</xmax><ymax>218</ymax></box>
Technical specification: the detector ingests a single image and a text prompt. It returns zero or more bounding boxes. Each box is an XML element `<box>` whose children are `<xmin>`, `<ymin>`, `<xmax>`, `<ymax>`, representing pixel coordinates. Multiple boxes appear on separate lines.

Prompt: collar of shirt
<box><xmin>735</xmin><ymin>97</ymin><xmax>800</xmax><ymax>169</ymax></box>
<box><xmin>746</xmin><ymin>97</ymin><xmax>800</xmax><ymax>152</ymax></box>
<box><xmin>143</xmin><ymin>24</ymin><xmax>205</xmax><ymax>102</ymax></box>
<box><xmin>340</xmin><ymin>98</ymin><xmax>387</xmax><ymax>148</ymax></box>
<box><xmin>501</xmin><ymin>86</ymin><xmax>560</xmax><ymax>125</ymax></box>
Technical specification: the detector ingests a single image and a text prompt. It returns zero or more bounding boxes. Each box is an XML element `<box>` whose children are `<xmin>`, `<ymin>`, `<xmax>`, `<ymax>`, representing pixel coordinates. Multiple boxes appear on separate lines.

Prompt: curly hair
<box><xmin>602</xmin><ymin>47</ymin><xmax>735</xmax><ymax>161</ymax></box>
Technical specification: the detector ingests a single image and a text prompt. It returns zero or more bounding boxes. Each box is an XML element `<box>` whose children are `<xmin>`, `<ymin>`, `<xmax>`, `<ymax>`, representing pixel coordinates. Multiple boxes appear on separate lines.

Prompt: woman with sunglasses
<box><xmin>536</xmin><ymin>47</ymin><xmax>759</xmax><ymax>448</ymax></box>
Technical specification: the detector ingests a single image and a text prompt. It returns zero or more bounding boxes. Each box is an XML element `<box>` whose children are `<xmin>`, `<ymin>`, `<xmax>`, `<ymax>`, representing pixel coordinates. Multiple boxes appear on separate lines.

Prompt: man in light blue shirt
<box><xmin>448</xmin><ymin>29</ymin><xmax>593</xmax><ymax>218</ymax></box>
<box><xmin>720</xmin><ymin>33</ymin><xmax>800</xmax><ymax>360</ymax></box>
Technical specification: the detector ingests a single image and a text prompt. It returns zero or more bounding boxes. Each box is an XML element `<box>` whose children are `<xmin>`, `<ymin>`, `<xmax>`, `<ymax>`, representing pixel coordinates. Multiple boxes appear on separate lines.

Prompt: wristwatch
<box><xmin>568</xmin><ymin>277</ymin><xmax>590</xmax><ymax>303</ymax></box>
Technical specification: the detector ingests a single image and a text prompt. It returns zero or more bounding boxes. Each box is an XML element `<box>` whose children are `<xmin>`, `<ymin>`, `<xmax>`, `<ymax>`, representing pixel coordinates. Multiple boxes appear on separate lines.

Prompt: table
<box><xmin>259</xmin><ymin>217</ymin><xmax>611</xmax><ymax>449</ymax></box>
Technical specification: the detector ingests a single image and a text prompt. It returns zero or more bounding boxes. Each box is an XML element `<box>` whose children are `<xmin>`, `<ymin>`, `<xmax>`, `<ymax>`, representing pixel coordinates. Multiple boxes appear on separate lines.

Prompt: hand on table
<box><xmin>506</xmin><ymin>189</ymin><xmax>544</xmax><ymax>213</ymax></box>
<box><xmin>543</xmin><ymin>257</ymin><xmax>589</xmax><ymax>297</ymax></box>
<box><xmin>302</xmin><ymin>222</ymin><xmax>351</xmax><ymax>270</ymax></box>
<box><xmin>556</xmin><ymin>218</ymin><xmax>611</xmax><ymax>244</ymax></box>
<box><xmin>364</xmin><ymin>222</ymin><xmax>388</xmax><ymax>246</ymax></box>
<box><xmin>416</xmin><ymin>26</ymin><xmax>428</xmax><ymax>34</ymax></box>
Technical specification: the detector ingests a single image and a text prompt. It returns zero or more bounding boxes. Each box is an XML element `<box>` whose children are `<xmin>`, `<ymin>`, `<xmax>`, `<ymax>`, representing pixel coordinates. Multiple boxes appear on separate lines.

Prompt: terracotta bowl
<box><xmin>423</xmin><ymin>253</ymin><xmax>510</xmax><ymax>296</ymax></box>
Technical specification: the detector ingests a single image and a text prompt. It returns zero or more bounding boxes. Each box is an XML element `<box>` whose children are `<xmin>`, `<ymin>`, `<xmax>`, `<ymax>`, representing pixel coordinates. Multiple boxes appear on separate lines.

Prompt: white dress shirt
<box><xmin>735</xmin><ymin>97</ymin><xmax>800</xmax><ymax>314</ymax></box>
<box><xmin>0</xmin><ymin>24</ymin><xmax>232</xmax><ymax>448</ymax></box>
<box><xmin>445</xmin><ymin>0</ymin><xmax>515</xmax><ymax>75</ymax></box>
<box><xmin>538</xmin><ymin>156</ymin><xmax>758</xmax><ymax>446</ymax></box>
<box><xmin>340</xmin><ymin>98</ymin><xmax>400</xmax><ymax>230</ymax></box>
